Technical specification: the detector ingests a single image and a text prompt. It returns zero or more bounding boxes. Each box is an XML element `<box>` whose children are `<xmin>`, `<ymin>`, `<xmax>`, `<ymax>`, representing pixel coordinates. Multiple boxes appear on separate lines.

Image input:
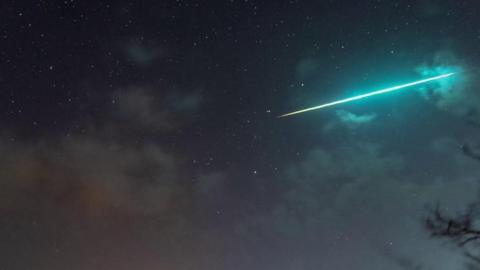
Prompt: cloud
<box><xmin>430</xmin><ymin>136</ymin><xmax>459</xmax><ymax>153</ymax></box>
<box><xmin>296</xmin><ymin>58</ymin><xmax>322</xmax><ymax>80</ymax></box>
<box><xmin>416</xmin><ymin>51</ymin><xmax>480</xmax><ymax>121</ymax></box>
<box><xmin>124</xmin><ymin>43</ymin><xmax>164</xmax><ymax>66</ymax></box>
<box><xmin>249</xmin><ymin>140</ymin><xmax>480</xmax><ymax>270</ymax></box>
<box><xmin>0</xmin><ymin>86</ymin><xmax>196</xmax><ymax>217</ymax></box>
<box><xmin>0</xmin><ymin>85</ymin><xmax>223</xmax><ymax>270</ymax></box>
<box><xmin>110</xmin><ymin>88</ymin><xmax>204</xmax><ymax>133</ymax></box>
<box><xmin>336</xmin><ymin>109</ymin><xmax>377</xmax><ymax>128</ymax></box>
<box><xmin>111</xmin><ymin>88</ymin><xmax>172</xmax><ymax>130</ymax></box>
<box><xmin>195</xmin><ymin>172</ymin><xmax>228</xmax><ymax>198</ymax></box>
<box><xmin>169</xmin><ymin>92</ymin><xmax>203</xmax><ymax>113</ymax></box>
<box><xmin>418</xmin><ymin>0</ymin><xmax>445</xmax><ymax>17</ymax></box>
<box><xmin>323</xmin><ymin>110</ymin><xmax>377</xmax><ymax>133</ymax></box>
<box><xmin>0</xmin><ymin>135</ymin><xmax>181</xmax><ymax>217</ymax></box>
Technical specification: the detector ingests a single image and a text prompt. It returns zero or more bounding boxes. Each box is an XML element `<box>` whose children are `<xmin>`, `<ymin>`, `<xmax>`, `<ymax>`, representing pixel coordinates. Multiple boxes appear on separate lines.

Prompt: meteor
<box><xmin>279</xmin><ymin>72</ymin><xmax>455</xmax><ymax>118</ymax></box>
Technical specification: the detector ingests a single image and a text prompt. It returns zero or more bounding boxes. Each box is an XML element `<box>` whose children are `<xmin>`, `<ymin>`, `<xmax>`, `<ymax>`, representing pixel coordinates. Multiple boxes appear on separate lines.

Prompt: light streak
<box><xmin>279</xmin><ymin>72</ymin><xmax>455</xmax><ymax>118</ymax></box>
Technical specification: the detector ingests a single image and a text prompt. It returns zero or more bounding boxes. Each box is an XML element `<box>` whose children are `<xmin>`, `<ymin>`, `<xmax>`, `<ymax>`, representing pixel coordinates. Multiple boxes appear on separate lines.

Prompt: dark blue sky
<box><xmin>1</xmin><ymin>1</ymin><xmax>480</xmax><ymax>269</ymax></box>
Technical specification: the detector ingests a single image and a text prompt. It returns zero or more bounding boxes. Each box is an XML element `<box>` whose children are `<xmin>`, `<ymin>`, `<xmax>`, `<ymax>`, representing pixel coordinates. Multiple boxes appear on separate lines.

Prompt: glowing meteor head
<box><xmin>415</xmin><ymin>65</ymin><xmax>462</xmax><ymax>99</ymax></box>
<box><xmin>279</xmin><ymin>72</ymin><xmax>456</xmax><ymax>118</ymax></box>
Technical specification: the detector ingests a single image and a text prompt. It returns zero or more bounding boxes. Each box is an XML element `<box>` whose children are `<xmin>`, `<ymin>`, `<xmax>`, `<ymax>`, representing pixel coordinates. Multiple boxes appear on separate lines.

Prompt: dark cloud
<box><xmin>243</xmin><ymin>140</ymin><xmax>480</xmax><ymax>270</ymax></box>
<box><xmin>0</xmin><ymin>136</ymin><xmax>181</xmax><ymax>218</ymax></box>
<box><xmin>124</xmin><ymin>43</ymin><xmax>164</xmax><ymax>66</ymax></box>
<box><xmin>195</xmin><ymin>172</ymin><xmax>228</xmax><ymax>199</ymax></box>
<box><xmin>111</xmin><ymin>88</ymin><xmax>172</xmax><ymax>130</ymax></box>
<box><xmin>0</xmin><ymin>84</ymin><xmax>212</xmax><ymax>218</ymax></box>
<box><xmin>170</xmin><ymin>92</ymin><xmax>203</xmax><ymax>113</ymax></box>
<box><xmin>296</xmin><ymin>58</ymin><xmax>323</xmax><ymax>80</ymax></box>
<box><xmin>418</xmin><ymin>0</ymin><xmax>445</xmax><ymax>17</ymax></box>
<box><xmin>0</xmin><ymin>86</ymin><xmax>211</xmax><ymax>269</ymax></box>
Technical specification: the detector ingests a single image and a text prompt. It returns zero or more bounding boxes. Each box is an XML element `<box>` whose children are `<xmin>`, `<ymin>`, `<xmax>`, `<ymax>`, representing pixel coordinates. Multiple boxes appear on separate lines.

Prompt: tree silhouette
<box><xmin>425</xmin><ymin>144</ymin><xmax>480</xmax><ymax>269</ymax></box>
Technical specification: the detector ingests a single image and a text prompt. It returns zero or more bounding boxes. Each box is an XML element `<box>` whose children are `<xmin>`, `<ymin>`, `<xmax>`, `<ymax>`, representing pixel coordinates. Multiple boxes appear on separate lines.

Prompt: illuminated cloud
<box><xmin>336</xmin><ymin>109</ymin><xmax>377</xmax><ymax>128</ymax></box>
<box><xmin>416</xmin><ymin>51</ymin><xmax>480</xmax><ymax>121</ymax></box>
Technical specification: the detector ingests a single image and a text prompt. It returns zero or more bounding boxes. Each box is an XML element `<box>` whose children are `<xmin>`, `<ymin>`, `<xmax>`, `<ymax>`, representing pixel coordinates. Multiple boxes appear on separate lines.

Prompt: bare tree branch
<box><xmin>425</xmin><ymin>204</ymin><xmax>480</xmax><ymax>266</ymax></box>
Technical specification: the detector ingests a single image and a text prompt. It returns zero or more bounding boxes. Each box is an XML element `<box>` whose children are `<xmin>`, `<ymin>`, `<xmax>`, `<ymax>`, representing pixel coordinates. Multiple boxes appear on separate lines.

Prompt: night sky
<box><xmin>2</xmin><ymin>1</ymin><xmax>480</xmax><ymax>269</ymax></box>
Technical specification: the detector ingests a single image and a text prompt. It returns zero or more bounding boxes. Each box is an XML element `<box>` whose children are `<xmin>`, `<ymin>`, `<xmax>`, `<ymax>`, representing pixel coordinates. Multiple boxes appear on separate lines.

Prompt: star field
<box><xmin>1</xmin><ymin>1</ymin><xmax>480</xmax><ymax>269</ymax></box>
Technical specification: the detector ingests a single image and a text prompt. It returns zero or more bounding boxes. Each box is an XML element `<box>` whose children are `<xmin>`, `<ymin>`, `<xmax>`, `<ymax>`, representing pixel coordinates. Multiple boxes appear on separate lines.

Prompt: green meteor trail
<box><xmin>279</xmin><ymin>72</ymin><xmax>455</xmax><ymax>118</ymax></box>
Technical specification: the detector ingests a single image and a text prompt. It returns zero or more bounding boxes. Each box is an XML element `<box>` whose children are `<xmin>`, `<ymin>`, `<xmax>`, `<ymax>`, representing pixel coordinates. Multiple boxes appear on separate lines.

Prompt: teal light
<box><xmin>415</xmin><ymin>65</ymin><xmax>462</xmax><ymax>96</ymax></box>
<box><xmin>279</xmin><ymin>72</ymin><xmax>455</xmax><ymax>118</ymax></box>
